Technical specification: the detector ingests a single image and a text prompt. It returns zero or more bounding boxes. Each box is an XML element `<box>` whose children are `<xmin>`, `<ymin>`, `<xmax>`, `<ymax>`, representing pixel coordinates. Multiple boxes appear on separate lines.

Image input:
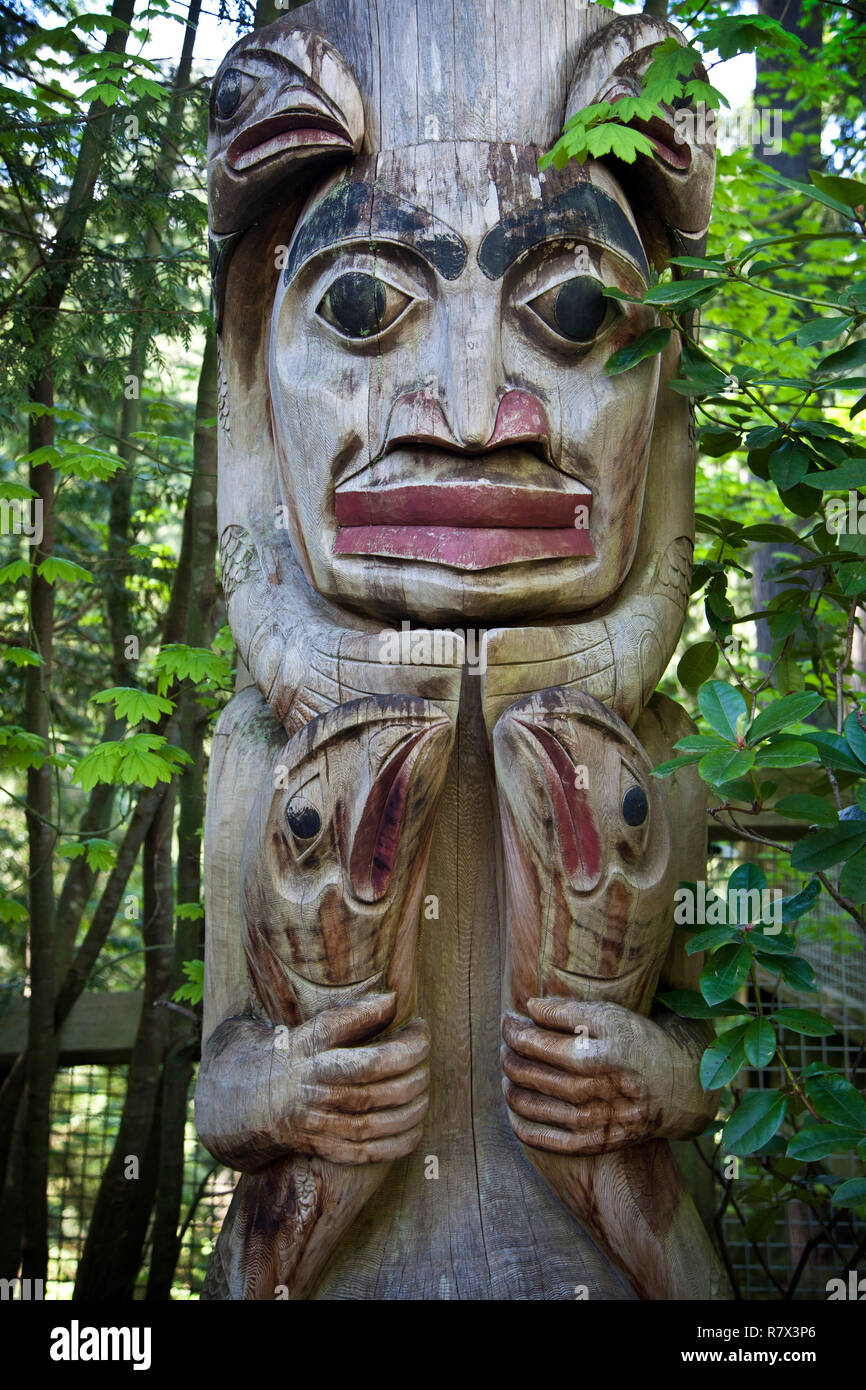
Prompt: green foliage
<box><xmin>72</xmin><ymin>734</ymin><xmax>192</xmax><ymax>791</ymax></box>
<box><xmin>172</xmin><ymin>958</ymin><xmax>203</xmax><ymax>1006</ymax></box>
<box><xmin>91</xmin><ymin>687</ymin><xmax>174</xmax><ymax>724</ymax></box>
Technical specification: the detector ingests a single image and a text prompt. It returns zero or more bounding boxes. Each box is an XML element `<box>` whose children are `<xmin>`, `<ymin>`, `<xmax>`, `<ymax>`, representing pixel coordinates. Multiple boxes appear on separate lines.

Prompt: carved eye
<box><xmin>317</xmin><ymin>272</ymin><xmax>410</xmax><ymax>340</ymax></box>
<box><xmin>528</xmin><ymin>276</ymin><xmax>614</xmax><ymax>345</ymax></box>
<box><xmin>622</xmin><ymin>785</ymin><xmax>648</xmax><ymax>827</ymax></box>
<box><xmin>286</xmin><ymin>797</ymin><xmax>322</xmax><ymax>841</ymax></box>
<box><xmin>213</xmin><ymin>67</ymin><xmax>255</xmax><ymax>121</ymax></box>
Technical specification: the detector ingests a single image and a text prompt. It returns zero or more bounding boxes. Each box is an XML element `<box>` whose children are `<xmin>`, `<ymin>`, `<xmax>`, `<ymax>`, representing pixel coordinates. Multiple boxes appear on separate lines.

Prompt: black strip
<box><xmin>477</xmin><ymin>184</ymin><xmax>649</xmax><ymax>280</ymax></box>
<box><xmin>283</xmin><ymin>181</ymin><xmax>467</xmax><ymax>284</ymax></box>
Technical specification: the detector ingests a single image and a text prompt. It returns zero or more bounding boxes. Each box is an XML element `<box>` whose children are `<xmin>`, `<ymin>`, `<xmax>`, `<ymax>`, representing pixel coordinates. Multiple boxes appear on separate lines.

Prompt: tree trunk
<box><xmin>147</xmin><ymin>330</ymin><xmax>219</xmax><ymax>1299</ymax></box>
<box><xmin>73</xmin><ymin>788</ymin><xmax>175</xmax><ymax>1299</ymax></box>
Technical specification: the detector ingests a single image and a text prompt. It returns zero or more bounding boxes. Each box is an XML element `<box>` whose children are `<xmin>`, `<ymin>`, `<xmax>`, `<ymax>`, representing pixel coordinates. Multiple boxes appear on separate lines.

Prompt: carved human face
<box><xmin>269</xmin><ymin>143</ymin><xmax>661</xmax><ymax>625</ymax></box>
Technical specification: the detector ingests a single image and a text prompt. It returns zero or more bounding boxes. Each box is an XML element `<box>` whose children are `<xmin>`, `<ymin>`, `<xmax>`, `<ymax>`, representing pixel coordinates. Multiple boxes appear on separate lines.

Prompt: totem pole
<box><xmin>195</xmin><ymin>0</ymin><xmax>729</xmax><ymax>1300</ymax></box>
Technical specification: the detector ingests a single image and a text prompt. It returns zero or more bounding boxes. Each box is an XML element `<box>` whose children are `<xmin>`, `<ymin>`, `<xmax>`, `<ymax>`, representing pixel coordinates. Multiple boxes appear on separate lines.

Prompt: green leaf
<box><xmin>787</xmin><ymin>1124</ymin><xmax>863</xmax><ymax>1161</ymax></box>
<box><xmin>698</xmin><ymin>681</ymin><xmax>748</xmax><ymax>741</ymax></box>
<box><xmin>657</xmin><ymin>989</ymin><xmax>750</xmax><ymax>1020</ymax></box>
<box><xmin>37</xmin><ymin>556</ymin><xmax>93</xmax><ymax>586</ymax></box>
<box><xmin>684</xmin><ymin>926</ymin><xmax>742</xmax><ymax>957</ymax></box>
<box><xmin>746</xmin><ymin>692</ymin><xmax>823</xmax><ymax>744</ymax></box>
<box><xmin>744</xmin><ymin>1018</ymin><xmax>776</xmax><ymax>1068</ymax></box>
<box><xmin>818</xmin><ymin>340</ymin><xmax>866</xmax><ymax>377</ymax></box>
<box><xmin>806</xmin><ymin>1073</ymin><xmax>866</xmax><ymax>1130</ymax></box>
<box><xmin>844</xmin><ymin>709</ymin><xmax>866</xmax><ymax>766</ymax></box>
<box><xmin>2</xmin><ymin>647</ymin><xmax>43</xmax><ymax>668</ymax></box>
<box><xmin>677</xmin><ymin>641</ymin><xmax>719</xmax><ymax>689</ymax></box>
<box><xmin>810</xmin><ymin>170</ymin><xmax>866</xmax><ymax>208</ymax></box>
<box><xmin>724</xmin><ymin>1091</ymin><xmax>787</xmax><ymax>1157</ymax></box>
<box><xmin>831</xmin><ymin>1178</ymin><xmax>866</xmax><ymax>1208</ymax></box>
<box><xmin>790</xmin><ymin>315</ymin><xmax>855</xmax><ymax>347</ymax></box>
<box><xmin>774</xmin><ymin>795</ymin><xmax>838</xmax><ymax>827</ymax></box>
<box><xmin>840</xmin><ymin>846</ymin><xmax>866</xmax><ymax>903</ymax></box>
<box><xmin>769</xmin><ymin>442</ymin><xmax>810</xmax><ymax>491</ymax></box>
<box><xmin>91</xmin><ymin>687</ymin><xmax>174</xmax><ymax>725</ymax></box>
<box><xmin>791</xmin><ymin>822</ymin><xmax>866</xmax><ymax>872</ymax></box>
<box><xmin>643</xmin><ymin>277</ymin><xmax>727</xmax><ymax>308</ymax></box>
<box><xmin>172</xmin><ymin>958</ymin><xmax>204</xmax><ymax>1006</ymax></box>
<box><xmin>72</xmin><ymin>735</ymin><xmax>192</xmax><ymax>792</ymax></box>
<box><xmin>750</xmin><ymin>931</ymin><xmax>797</xmax><ymax>957</ymax></box>
<box><xmin>176</xmin><ymin>902</ymin><xmax>204</xmax><ymax>921</ymax></box>
<box><xmin>810</xmin><ymin>731</ymin><xmax>866</xmax><ymax>774</ymax></box>
<box><xmin>605</xmin><ymin>327</ymin><xmax>671</xmax><ymax>376</ymax></box>
<box><xmin>753</xmin><ymin>738</ymin><xmax>818</xmax><ymax>769</ymax></box>
<box><xmin>0</xmin><ymin>897</ymin><xmax>28</xmax><ymax>925</ymax></box>
<box><xmin>780</xmin><ymin>878</ymin><xmax>821</xmax><ymax>923</ymax></box>
<box><xmin>651</xmin><ymin>751</ymin><xmax>704</xmax><ymax>778</ymax></box>
<box><xmin>699</xmin><ymin>747</ymin><xmax>755</xmax><ymax>786</ymax></box>
<box><xmin>771</xmin><ymin>1008</ymin><xmax>835</xmax><ymax>1037</ymax></box>
<box><xmin>699</xmin><ymin>429</ymin><xmax>741</xmax><ymax>458</ymax></box>
<box><xmin>0</xmin><ymin>561</ymin><xmax>32</xmax><ymax>585</ymax></box>
<box><xmin>802</xmin><ymin>459</ymin><xmax>866</xmax><ymax>489</ymax></box>
<box><xmin>700</xmin><ymin>943</ymin><xmax>752</xmax><ymax>1007</ymax></box>
<box><xmin>152</xmin><ymin>644</ymin><xmax>232</xmax><ymax>696</ymax></box>
<box><xmin>728</xmin><ymin>862</ymin><xmax>767</xmax><ymax>897</ymax></box>
<box><xmin>674</xmin><ymin>735</ymin><xmax>731</xmax><ymax>753</ymax></box>
<box><xmin>700</xmin><ymin>1027</ymin><xmax>749</xmax><ymax>1090</ymax></box>
<box><xmin>774</xmin><ymin>955</ymin><xmax>817</xmax><ymax>992</ymax></box>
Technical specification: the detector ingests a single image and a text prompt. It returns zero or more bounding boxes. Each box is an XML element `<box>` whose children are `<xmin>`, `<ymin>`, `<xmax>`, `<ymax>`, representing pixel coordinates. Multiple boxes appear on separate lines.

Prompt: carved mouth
<box><xmin>226</xmin><ymin>110</ymin><xmax>353</xmax><ymax>171</ymax></box>
<box><xmin>334</xmin><ymin>480</ymin><xmax>594</xmax><ymax>570</ymax></box>
<box><xmin>601</xmin><ymin>83</ymin><xmax>692</xmax><ymax>172</ymax></box>
<box><xmin>629</xmin><ymin>113</ymin><xmax>692</xmax><ymax>171</ymax></box>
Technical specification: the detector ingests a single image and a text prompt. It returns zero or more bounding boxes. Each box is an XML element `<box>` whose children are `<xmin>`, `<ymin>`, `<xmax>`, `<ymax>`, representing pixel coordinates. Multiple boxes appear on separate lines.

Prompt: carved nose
<box><xmin>486</xmin><ymin>391</ymin><xmax>552</xmax><ymax>458</ymax></box>
<box><xmin>383</xmin><ymin>388</ymin><xmax>551</xmax><ymax>459</ymax></box>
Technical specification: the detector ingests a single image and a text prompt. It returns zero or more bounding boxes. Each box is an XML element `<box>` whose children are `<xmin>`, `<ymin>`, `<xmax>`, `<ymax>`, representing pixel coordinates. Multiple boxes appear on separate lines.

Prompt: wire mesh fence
<box><xmin>46</xmin><ymin>1065</ymin><xmax>233</xmax><ymax>1299</ymax></box>
<box><xmin>708</xmin><ymin>837</ymin><xmax>866</xmax><ymax>1300</ymax></box>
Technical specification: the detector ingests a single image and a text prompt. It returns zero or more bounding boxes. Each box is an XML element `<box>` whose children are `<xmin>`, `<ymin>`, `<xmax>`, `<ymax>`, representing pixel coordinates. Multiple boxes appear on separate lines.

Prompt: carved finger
<box><xmin>313</xmin><ymin>1019</ymin><xmax>431</xmax><ymax>1084</ymax></box>
<box><xmin>311</xmin><ymin>1062</ymin><xmax>429</xmax><ymax>1113</ymax></box>
<box><xmin>304</xmin><ymin>1092</ymin><xmax>429</xmax><ymax>1141</ymax></box>
<box><xmin>310</xmin><ymin>1123</ymin><xmax>426</xmax><ymax>1166</ymax></box>
<box><xmin>504</xmin><ymin>1078</ymin><xmax>646</xmax><ymax>1133</ymax></box>
<box><xmin>525</xmin><ymin>997</ymin><xmax>629</xmax><ymax>1038</ymax></box>
<box><xmin>507</xmin><ymin>1111</ymin><xmax>641</xmax><ymax>1156</ymax></box>
<box><xmin>501</xmin><ymin>1013</ymin><xmax>611</xmax><ymax>1076</ymax></box>
<box><xmin>294</xmin><ymin>993</ymin><xmax>397</xmax><ymax>1058</ymax></box>
<box><xmin>500</xmin><ymin>1045</ymin><xmax>625</xmax><ymax>1105</ymax></box>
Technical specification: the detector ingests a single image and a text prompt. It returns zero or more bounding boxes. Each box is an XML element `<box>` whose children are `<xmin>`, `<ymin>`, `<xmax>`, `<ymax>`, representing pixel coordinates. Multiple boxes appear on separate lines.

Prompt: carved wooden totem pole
<box><xmin>196</xmin><ymin>0</ymin><xmax>729</xmax><ymax>1300</ymax></box>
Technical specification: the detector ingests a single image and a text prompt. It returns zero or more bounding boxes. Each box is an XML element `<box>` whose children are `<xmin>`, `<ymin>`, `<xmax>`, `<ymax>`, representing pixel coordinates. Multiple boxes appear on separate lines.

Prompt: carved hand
<box><xmin>197</xmin><ymin>992</ymin><xmax>430</xmax><ymax>1171</ymax></box>
<box><xmin>501</xmin><ymin>997</ymin><xmax>714</xmax><ymax>1156</ymax></box>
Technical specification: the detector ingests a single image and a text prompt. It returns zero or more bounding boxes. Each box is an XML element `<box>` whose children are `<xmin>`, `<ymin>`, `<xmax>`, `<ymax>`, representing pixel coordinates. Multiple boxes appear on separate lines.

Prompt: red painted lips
<box><xmin>334</xmin><ymin>482</ymin><xmax>593</xmax><ymax>571</ymax></box>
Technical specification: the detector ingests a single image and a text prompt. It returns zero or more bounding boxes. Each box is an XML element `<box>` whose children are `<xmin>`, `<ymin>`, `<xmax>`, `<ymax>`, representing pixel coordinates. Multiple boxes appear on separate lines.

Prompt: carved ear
<box><xmin>566</xmin><ymin>15</ymin><xmax>716</xmax><ymax>268</ymax></box>
<box><xmin>208</xmin><ymin>20</ymin><xmax>365</xmax><ymax>323</ymax></box>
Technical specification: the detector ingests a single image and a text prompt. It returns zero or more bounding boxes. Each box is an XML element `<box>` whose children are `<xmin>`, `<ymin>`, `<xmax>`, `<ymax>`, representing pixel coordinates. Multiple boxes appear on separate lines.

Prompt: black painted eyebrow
<box><xmin>477</xmin><ymin>185</ymin><xmax>649</xmax><ymax>281</ymax></box>
<box><xmin>282</xmin><ymin>181</ymin><xmax>467</xmax><ymax>285</ymax></box>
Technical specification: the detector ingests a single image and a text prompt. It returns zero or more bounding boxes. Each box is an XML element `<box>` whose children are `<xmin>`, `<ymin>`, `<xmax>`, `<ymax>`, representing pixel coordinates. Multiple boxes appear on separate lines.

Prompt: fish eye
<box><xmin>285</xmin><ymin>798</ymin><xmax>321</xmax><ymax>841</ymax></box>
<box><xmin>527</xmin><ymin>275</ymin><xmax>616</xmax><ymax>345</ymax></box>
<box><xmin>622</xmin><ymin>785</ymin><xmax>648</xmax><ymax>827</ymax></box>
<box><xmin>317</xmin><ymin>271</ymin><xmax>411</xmax><ymax>340</ymax></box>
<box><xmin>213</xmin><ymin>67</ymin><xmax>256</xmax><ymax>121</ymax></box>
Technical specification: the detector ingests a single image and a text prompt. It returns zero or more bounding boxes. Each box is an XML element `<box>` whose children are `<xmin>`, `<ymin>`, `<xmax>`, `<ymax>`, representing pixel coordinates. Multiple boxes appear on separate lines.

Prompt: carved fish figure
<box><xmin>199</xmin><ymin>694</ymin><xmax>455</xmax><ymax>1299</ymax></box>
<box><xmin>493</xmin><ymin>687</ymin><xmax>729</xmax><ymax>1299</ymax></box>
